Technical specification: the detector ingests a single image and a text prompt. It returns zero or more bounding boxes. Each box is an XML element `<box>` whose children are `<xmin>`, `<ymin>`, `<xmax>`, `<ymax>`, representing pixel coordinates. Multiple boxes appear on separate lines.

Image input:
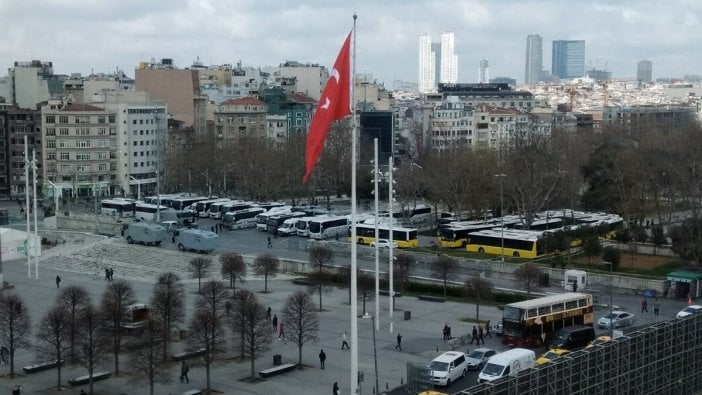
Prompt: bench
<box><xmin>181</xmin><ymin>390</ymin><xmax>202</xmax><ymax>395</ymax></box>
<box><xmin>23</xmin><ymin>360</ymin><xmax>63</xmax><ymax>374</ymax></box>
<box><xmin>259</xmin><ymin>363</ymin><xmax>296</xmax><ymax>378</ymax></box>
<box><xmin>172</xmin><ymin>348</ymin><xmax>206</xmax><ymax>361</ymax></box>
<box><xmin>417</xmin><ymin>295</ymin><xmax>446</xmax><ymax>303</ymax></box>
<box><xmin>69</xmin><ymin>372</ymin><xmax>111</xmax><ymax>386</ymax></box>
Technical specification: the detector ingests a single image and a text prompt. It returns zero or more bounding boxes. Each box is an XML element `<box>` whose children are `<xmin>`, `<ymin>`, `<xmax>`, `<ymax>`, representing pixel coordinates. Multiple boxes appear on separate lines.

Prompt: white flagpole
<box><xmin>388</xmin><ymin>155</ymin><xmax>394</xmax><ymax>334</ymax></box>
<box><xmin>350</xmin><ymin>13</ymin><xmax>359</xmax><ymax>395</ymax></box>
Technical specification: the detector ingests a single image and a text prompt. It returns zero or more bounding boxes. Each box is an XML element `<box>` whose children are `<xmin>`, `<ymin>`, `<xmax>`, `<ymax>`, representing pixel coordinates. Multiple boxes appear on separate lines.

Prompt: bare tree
<box><xmin>431</xmin><ymin>256</ymin><xmax>459</xmax><ymax>298</ymax></box>
<box><xmin>220</xmin><ymin>253</ymin><xmax>246</xmax><ymax>290</ymax></box>
<box><xmin>230</xmin><ymin>289</ymin><xmax>271</xmax><ymax>380</ymax></box>
<box><xmin>129</xmin><ymin>318</ymin><xmax>170</xmax><ymax>395</ymax></box>
<box><xmin>282</xmin><ymin>290</ymin><xmax>319</xmax><ymax>368</ymax></box>
<box><xmin>150</xmin><ymin>272</ymin><xmax>185</xmax><ymax>361</ymax></box>
<box><xmin>189</xmin><ymin>257</ymin><xmax>212</xmax><ymax>293</ymax></box>
<box><xmin>76</xmin><ymin>304</ymin><xmax>109</xmax><ymax>395</ymax></box>
<box><xmin>465</xmin><ymin>276</ymin><xmax>494</xmax><ymax>322</ymax></box>
<box><xmin>0</xmin><ymin>293</ymin><xmax>31</xmax><ymax>377</ymax></box>
<box><xmin>253</xmin><ymin>254</ymin><xmax>280</xmax><ymax>292</ymax></box>
<box><xmin>57</xmin><ymin>285</ymin><xmax>90</xmax><ymax>363</ymax></box>
<box><xmin>187</xmin><ymin>309</ymin><xmax>223</xmax><ymax>395</ymax></box>
<box><xmin>196</xmin><ymin>280</ymin><xmax>228</xmax><ymax>352</ymax></box>
<box><xmin>100</xmin><ymin>279</ymin><xmax>136</xmax><ymax>376</ymax></box>
<box><xmin>35</xmin><ymin>306</ymin><xmax>70</xmax><ymax>389</ymax></box>
<box><xmin>394</xmin><ymin>253</ymin><xmax>415</xmax><ymax>293</ymax></box>
<box><xmin>308</xmin><ymin>245</ymin><xmax>333</xmax><ymax>311</ymax></box>
<box><xmin>513</xmin><ymin>264</ymin><xmax>542</xmax><ymax>297</ymax></box>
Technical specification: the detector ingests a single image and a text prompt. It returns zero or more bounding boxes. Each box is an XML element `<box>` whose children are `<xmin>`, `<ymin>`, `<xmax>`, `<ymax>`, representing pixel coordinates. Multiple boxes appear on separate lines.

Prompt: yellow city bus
<box><xmin>466</xmin><ymin>229</ymin><xmax>547</xmax><ymax>258</ymax></box>
<box><xmin>502</xmin><ymin>292</ymin><xmax>594</xmax><ymax>347</ymax></box>
<box><xmin>354</xmin><ymin>222</ymin><xmax>418</xmax><ymax>248</ymax></box>
<box><xmin>437</xmin><ymin>220</ymin><xmax>503</xmax><ymax>248</ymax></box>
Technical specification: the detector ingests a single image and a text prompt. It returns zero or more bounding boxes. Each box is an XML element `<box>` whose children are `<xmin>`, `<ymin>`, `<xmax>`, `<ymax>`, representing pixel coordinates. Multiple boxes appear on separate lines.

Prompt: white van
<box><xmin>478</xmin><ymin>348</ymin><xmax>535</xmax><ymax>384</ymax></box>
<box><xmin>428</xmin><ymin>351</ymin><xmax>468</xmax><ymax>387</ymax></box>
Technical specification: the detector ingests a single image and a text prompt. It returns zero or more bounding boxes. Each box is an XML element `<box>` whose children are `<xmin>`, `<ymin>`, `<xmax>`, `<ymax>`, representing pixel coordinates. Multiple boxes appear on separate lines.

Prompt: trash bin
<box><xmin>273</xmin><ymin>354</ymin><xmax>282</xmax><ymax>365</ymax></box>
<box><xmin>179</xmin><ymin>329</ymin><xmax>188</xmax><ymax>340</ymax></box>
<box><xmin>404</xmin><ymin>311</ymin><xmax>411</xmax><ymax>320</ymax></box>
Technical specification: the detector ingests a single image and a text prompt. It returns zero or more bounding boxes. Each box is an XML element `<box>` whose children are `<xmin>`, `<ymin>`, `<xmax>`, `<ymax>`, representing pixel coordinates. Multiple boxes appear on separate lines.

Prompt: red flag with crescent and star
<box><xmin>302</xmin><ymin>32</ymin><xmax>352</xmax><ymax>184</ymax></box>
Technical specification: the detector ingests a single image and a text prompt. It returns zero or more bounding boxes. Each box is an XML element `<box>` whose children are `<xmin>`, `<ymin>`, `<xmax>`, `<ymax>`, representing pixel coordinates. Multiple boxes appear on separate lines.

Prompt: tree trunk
<box><xmin>443</xmin><ymin>279</ymin><xmax>447</xmax><ymax>298</ymax></box>
<box><xmin>198</xmin><ymin>277</ymin><xmax>202</xmax><ymax>293</ymax></box>
<box><xmin>9</xmin><ymin>349</ymin><xmax>14</xmax><ymax>377</ymax></box>
<box><xmin>319</xmin><ymin>284</ymin><xmax>323</xmax><ymax>312</ymax></box>
<box><xmin>88</xmin><ymin>365</ymin><xmax>94</xmax><ymax>395</ymax></box>
<box><xmin>232</xmin><ymin>275</ymin><xmax>236</xmax><ymax>290</ymax></box>
<box><xmin>114</xmin><ymin>335</ymin><xmax>120</xmax><ymax>375</ymax></box>
<box><xmin>57</xmin><ymin>364</ymin><xmax>62</xmax><ymax>389</ymax></box>
<box><xmin>298</xmin><ymin>344</ymin><xmax>303</xmax><ymax>369</ymax></box>
<box><xmin>206</xmin><ymin>361</ymin><xmax>211</xmax><ymax>395</ymax></box>
<box><xmin>264</xmin><ymin>274</ymin><xmax>268</xmax><ymax>292</ymax></box>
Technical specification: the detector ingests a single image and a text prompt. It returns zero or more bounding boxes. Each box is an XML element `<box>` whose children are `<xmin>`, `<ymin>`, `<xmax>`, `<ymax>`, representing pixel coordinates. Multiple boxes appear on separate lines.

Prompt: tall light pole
<box><xmin>388</xmin><ymin>155</ymin><xmax>395</xmax><ymax>334</ymax></box>
<box><xmin>372</xmin><ymin>138</ymin><xmax>380</xmax><ymax>331</ymax></box>
<box><xmin>495</xmin><ymin>174</ymin><xmax>506</xmax><ymax>262</ymax></box>
<box><xmin>362</xmin><ymin>313</ymin><xmax>379</xmax><ymax>395</ymax></box>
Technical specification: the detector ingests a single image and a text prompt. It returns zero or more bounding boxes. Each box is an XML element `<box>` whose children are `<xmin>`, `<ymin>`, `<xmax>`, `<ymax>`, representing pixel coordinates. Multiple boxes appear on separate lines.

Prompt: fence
<box><xmin>456</xmin><ymin>313</ymin><xmax>702</xmax><ymax>395</ymax></box>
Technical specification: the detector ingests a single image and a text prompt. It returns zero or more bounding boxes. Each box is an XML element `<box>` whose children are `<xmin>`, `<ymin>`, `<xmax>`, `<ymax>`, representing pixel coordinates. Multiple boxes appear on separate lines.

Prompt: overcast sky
<box><xmin>1</xmin><ymin>0</ymin><xmax>699</xmax><ymax>86</ymax></box>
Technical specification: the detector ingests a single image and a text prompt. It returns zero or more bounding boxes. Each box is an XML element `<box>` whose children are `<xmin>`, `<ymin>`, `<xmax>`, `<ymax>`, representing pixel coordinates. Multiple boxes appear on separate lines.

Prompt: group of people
<box><xmin>104</xmin><ymin>267</ymin><xmax>115</xmax><ymax>281</ymax></box>
<box><xmin>641</xmin><ymin>298</ymin><xmax>661</xmax><ymax>316</ymax></box>
<box><xmin>269</xmin><ymin>308</ymin><xmax>287</xmax><ymax>339</ymax></box>
<box><xmin>442</xmin><ymin>323</ymin><xmax>453</xmax><ymax>340</ymax></box>
<box><xmin>470</xmin><ymin>321</ymin><xmax>492</xmax><ymax>345</ymax></box>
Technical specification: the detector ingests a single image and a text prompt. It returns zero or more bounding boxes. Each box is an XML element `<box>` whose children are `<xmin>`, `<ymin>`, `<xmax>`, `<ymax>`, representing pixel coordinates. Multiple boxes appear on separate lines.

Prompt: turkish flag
<box><xmin>303</xmin><ymin>32</ymin><xmax>352</xmax><ymax>184</ymax></box>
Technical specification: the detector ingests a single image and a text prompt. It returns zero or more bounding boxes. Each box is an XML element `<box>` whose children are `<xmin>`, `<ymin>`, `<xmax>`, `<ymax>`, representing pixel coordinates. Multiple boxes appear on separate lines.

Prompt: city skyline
<box><xmin>0</xmin><ymin>0</ymin><xmax>700</xmax><ymax>86</ymax></box>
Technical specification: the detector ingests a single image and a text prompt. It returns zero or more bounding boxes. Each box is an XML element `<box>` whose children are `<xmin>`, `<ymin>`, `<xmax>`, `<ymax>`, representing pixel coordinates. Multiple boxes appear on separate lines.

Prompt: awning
<box><xmin>667</xmin><ymin>270</ymin><xmax>702</xmax><ymax>283</ymax></box>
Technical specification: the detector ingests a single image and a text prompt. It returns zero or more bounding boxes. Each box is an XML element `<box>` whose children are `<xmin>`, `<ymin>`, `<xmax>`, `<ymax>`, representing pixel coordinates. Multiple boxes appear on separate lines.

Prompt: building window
<box><xmin>58</xmin><ymin>140</ymin><xmax>68</xmax><ymax>148</ymax></box>
<box><xmin>60</xmin><ymin>164</ymin><xmax>70</xmax><ymax>173</ymax></box>
<box><xmin>98</xmin><ymin>128</ymin><xmax>106</xmax><ymax>135</ymax></box>
<box><xmin>46</xmin><ymin>140</ymin><xmax>56</xmax><ymax>149</ymax></box>
<box><xmin>98</xmin><ymin>140</ymin><xmax>109</xmax><ymax>148</ymax></box>
<box><xmin>110</xmin><ymin>163</ymin><xmax>117</xmax><ymax>171</ymax></box>
<box><xmin>46</xmin><ymin>128</ymin><xmax>56</xmax><ymax>136</ymax></box>
<box><xmin>98</xmin><ymin>163</ymin><xmax>107</xmax><ymax>171</ymax></box>
<box><xmin>76</xmin><ymin>153</ymin><xmax>90</xmax><ymax>160</ymax></box>
<box><xmin>59</xmin><ymin>128</ymin><xmax>69</xmax><ymax>136</ymax></box>
<box><xmin>60</xmin><ymin>152</ymin><xmax>70</xmax><ymax>160</ymax></box>
<box><xmin>77</xmin><ymin>128</ymin><xmax>89</xmax><ymax>136</ymax></box>
<box><xmin>98</xmin><ymin>152</ymin><xmax>108</xmax><ymax>160</ymax></box>
<box><xmin>76</xmin><ymin>164</ymin><xmax>89</xmax><ymax>172</ymax></box>
<box><xmin>76</xmin><ymin>140</ymin><xmax>90</xmax><ymax>148</ymax></box>
<box><xmin>133</xmin><ymin>162</ymin><xmax>138</xmax><ymax>168</ymax></box>
<box><xmin>47</xmin><ymin>152</ymin><xmax>56</xmax><ymax>160</ymax></box>
<box><xmin>76</xmin><ymin>116</ymin><xmax>89</xmax><ymax>124</ymax></box>
<box><xmin>108</xmin><ymin>115</ymin><xmax>116</xmax><ymax>123</ymax></box>
<box><xmin>59</xmin><ymin>115</ymin><xmax>68</xmax><ymax>124</ymax></box>
<box><xmin>45</xmin><ymin>115</ymin><xmax>55</xmax><ymax>124</ymax></box>
<box><xmin>132</xmin><ymin>120</ymin><xmax>137</xmax><ymax>125</ymax></box>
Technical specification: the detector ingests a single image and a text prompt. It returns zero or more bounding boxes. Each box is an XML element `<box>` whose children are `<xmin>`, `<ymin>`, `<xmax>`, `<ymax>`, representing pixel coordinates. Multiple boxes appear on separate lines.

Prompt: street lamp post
<box><xmin>604</xmin><ymin>261</ymin><xmax>614</xmax><ymax>338</ymax></box>
<box><xmin>362</xmin><ymin>313</ymin><xmax>379</xmax><ymax>394</ymax></box>
<box><xmin>495</xmin><ymin>174</ymin><xmax>506</xmax><ymax>262</ymax></box>
<box><xmin>372</xmin><ymin>138</ymin><xmax>380</xmax><ymax>331</ymax></box>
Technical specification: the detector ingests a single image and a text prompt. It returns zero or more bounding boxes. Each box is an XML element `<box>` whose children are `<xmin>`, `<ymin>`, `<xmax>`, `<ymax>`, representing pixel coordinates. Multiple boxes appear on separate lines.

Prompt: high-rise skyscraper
<box><xmin>524</xmin><ymin>35</ymin><xmax>543</xmax><ymax>84</ymax></box>
<box><xmin>637</xmin><ymin>60</ymin><xmax>653</xmax><ymax>82</ymax></box>
<box><xmin>552</xmin><ymin>40</ymin><xmax>586</xmax><ymax>79</ymax></box>
<box><xmin>431</xmin><ymin>42</ymin><xmax>441</xmax><ymax>86</ymax></box>
<box><xmin>440</xmin><ymin>32</ymin><xmax>458</xmax><ymax>84</ymax></box>
<box><xmin>418</xmin><ymin>34</ymin><xmax>435</xmax><ymax>93</ymax></box>
<box><xmin>479</xmin><ymin>59</ymin><xmax>489</xmax><ymax>83</ymax></box>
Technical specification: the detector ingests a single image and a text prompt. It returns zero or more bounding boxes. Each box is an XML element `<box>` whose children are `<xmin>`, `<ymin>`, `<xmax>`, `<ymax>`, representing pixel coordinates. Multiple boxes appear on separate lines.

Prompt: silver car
<box><xmin>597</xmin><ymin>311</ymin><xmax>636</xmax><ymax>329</ymax></box>
<box><xmin>676</xmin><ymin>305</ymin><xmax>702</xmax><ymax>318</ymax></box>
<box><xmin>465</xmin><ymin>348</ymin><xmax>497</xmax><ymax>370</ymax></box>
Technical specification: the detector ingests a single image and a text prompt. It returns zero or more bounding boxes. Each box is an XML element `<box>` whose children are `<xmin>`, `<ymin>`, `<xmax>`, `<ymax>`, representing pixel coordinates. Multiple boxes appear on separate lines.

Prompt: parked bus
<box><xmin>220</xmin><ymin>201</ymin><xmax>254</xmax><ymax>218</ymax></box>
<box><xmin>100</xmin><ymin>199</ymin><xmax>136</xmax><ymax>217</ymax></box>
<box><xmin>354</xmin><ymin>222</ymin><xmax>418</xmax><ymax>248</ymax></box>
<box><xmin>308</xmin><ymin>216</ymin><xmax>350</xmax><ymax>240</ymax></box>
<box><xmin>256</xmin><ymin>210</ymin><xmax>292</xmax><ymax>231</ymax></box>
<box><xmin>256</xmin><ymin>202</ymin><xmax>286</xmax><ymax>211</ymax></box>
<box><xmin>437</xmin><ymin>220</ymin><xmax>503</xmax><ymax>248</ymax></box>
<box><xmin>466</xmin><ymin>229</ymin><xmax>548</xmax><ymax>258</ymax></box>
<box><xmin>223</xmin><ymin>208</ymin><xmax>265</xmax><ymax>230</ymax></box>
<box><xmin>267</xmin><ymin>212</ymin><xmax>306</xmax><ymax>234</ymax></box>
<box><xmin>143</xmin><ymin>194</ymin><xmax>183</xmax><ymax>206</ymax></box>
<box><xmin>195</xmin><ymin>198</ymin><xmax>230</xmax><ymax>218</ymax></box>
<box><xmin>159</xmin><ymin>209</ymin><xmax>196</xmax><ymax>226</ymax></box>
<box><xmin>134</xmin><ymin>203</ymin><xmax>169</xmax><ymax>222</ymax></box>
<box><xmin>501</xmin><ymin>292</ymin><xmax>594</xmax><ymax>348</ymax></box>
<box><xmin>388</xmin><ymin>204</ymin><xmax>433</xmax><ymax>225</ymax></box>
<box><xmin>209</xmin><ymin>200</ymin><xmax>239</xmax><ymax>219</ymax></box>
<box><xmin>170</xmin><ymin>196</ymin><xmax>208</xmax><ymax>211</ymax></box>
<box><xmin>512</xmin><ymin>217</ymin><xmax>564</xmax><ymax>231</ymax></box>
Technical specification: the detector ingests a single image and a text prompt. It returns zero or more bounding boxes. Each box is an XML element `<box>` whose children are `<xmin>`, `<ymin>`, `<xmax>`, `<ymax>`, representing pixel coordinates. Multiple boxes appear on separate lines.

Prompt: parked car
<box><xmin>676</xmin><ymin>305</ymin><xmax>702</xmax><ymax>318</ymax></box>
<box><xmin>536</xmin><ymin>348</ymin><xmax>571</xmax><ymax>365</ymax></box>
<box><xmin>429</xmin><ymin>351</ymin><xmax>468</xmax><ymax>387</ymax></box>
<box><xmin>370</xmin><ymin>239</ymin><xmax>399</xmax><ymax>249</ymax></box>
<box><xmin>548</xmin><ymin>325</ymin><xmax>596</xmax><ymax>350</ymax></box>
<box><xmin>465</xmin><ymin>348</ymin><xmax>497</xmax><ymax>370</ymax></box>
<box><xmin>597</xmin><ymin>311</ymin><xmax>636</xmax><ymax>329</ymax></box>
<box><xmin>585</xmin><ymin>335</ymin><xmax>612</xmax><ymax>349</ymax></box>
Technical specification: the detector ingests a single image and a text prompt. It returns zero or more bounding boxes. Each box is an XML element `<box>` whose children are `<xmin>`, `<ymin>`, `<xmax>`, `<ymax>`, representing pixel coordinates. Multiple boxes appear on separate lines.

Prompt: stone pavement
<box><xmin>0</xmin><ymin>233</ymin><xmax>694</xmax><ymax>395</ymax></box>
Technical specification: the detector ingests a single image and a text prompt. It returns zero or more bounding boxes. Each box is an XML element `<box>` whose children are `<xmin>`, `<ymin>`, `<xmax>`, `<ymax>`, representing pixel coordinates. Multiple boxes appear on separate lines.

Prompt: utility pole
<box><xmin>388</xmin><ymin>155</ymin><xmax>395</xmax><ymax>334</ymax></box>
<box><xmin>32</xmin><ymin>149</ymin><xmax>38</xmax><ymax>280</ymax></box>
<box><xmin>23</xmin><ymin>136</ymin><xmax>31</xmax><ymax>278</ymax></box>
<box><xmin>372</xmin><ymin>138</ymin><xmax>380</xmax><ymax>332</ymax></box>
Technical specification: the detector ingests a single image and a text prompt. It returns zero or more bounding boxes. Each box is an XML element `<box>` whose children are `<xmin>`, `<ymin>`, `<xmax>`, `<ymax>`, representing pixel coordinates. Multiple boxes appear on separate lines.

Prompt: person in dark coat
<box><xmin>395</xmin><ymin>333</ymin><xmax>402</xmax><ymax>350</ymax></box>
<box><xmin>319</xmin><ymin>349</ymin><xmax>326</xmax><ymax>369</ymax></box>
<box><xmin>272</xmin><ymin>314</ymin><xmax>278</xmax><ymax>331</ymax></box>
<box><xmin>485</xmin><ymin>320</ymin><xmax>492</xmax><ymax>338</ymax></box>
<box><xmin>55</xmin><ymin>275</ymin><xmax>61</xmax><ymax>288</ymax></box>
<box><xmin>266</xmin><ymin>306</ymin><xmax>272</xmax><ymax>321</ymax></box>
<box><xmin>478</xmin><ymin>325</ymin><xmax>485</xmax><ymax>345</ymax></box>
<box><xmin>333</xmin><ymin>382</ymin><xmax>340</xmax><ymax>395</ymax></box>
<box><xmin>180</xmin><ymin>361</ymin><xmax>189</xmax><ymax>383</ymax></box>
<box><xmin>470</xmin><ymin>325</ymin><xmax>478</xmax><ymax>344</ymax></box>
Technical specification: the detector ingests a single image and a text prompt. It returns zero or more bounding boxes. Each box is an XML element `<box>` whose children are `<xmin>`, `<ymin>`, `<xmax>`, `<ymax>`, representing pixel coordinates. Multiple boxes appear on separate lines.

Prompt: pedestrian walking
<box><xmin>279</xmin><ymin>322</ymin><xmax>286</xmax><ymax>339</ymax></box>
<box><xmin>267</xmin><ymin>236</ymin><xmax>272</xmax><ymax>248</ymax></box>
<box><xmin>272</xmin><ymin>314</ymin><xmax>278</xmax><ymax>331</ymax></box>
<box><xmin>319</xmin><ymin>349</ymin><xmax>326</xmax><ymax>369</ymax></box>
<box><xmin>395</xmin><ymin>333</ymin><xmax>402</xmax><ymax>350</ymax></box>
<box><xmin>55</xmin><ymin>275</ymin><xmax>61</xmax><ymax>288</ymax></box>
<box><xmin>442</xmin><ymin>323</ymin><xmax>449</xmax><ymax>340</ymax></box>
<box><xmin>333</xmin><ymin>382</ymin><xmax>340</xmax><ymax>395</ymax></box>
<box><xmin>180</xmin><ymin>361</ymin><xmax>190</xmax><ymax>383</ymax></box>
<box><xmin>109</xmin><ymin>267</ymin><xmax>114</xmax><ymax>281</ymax></box>
<box><xmin>478</xmin><ymin>325</ymin><xmax>485</xmax><ymax>345</ymax></box>
<box><xmin>447</xmin><ymin>325</ymin><xmax>452</xmax><ymax>339</ymax></box>
<box><xmin>266</xmin><ymin>306</ymin><xmax>272</xmax><ymax>321</ymax></box>
<box><xmin>653</xmin><ymin>299</ymin><xmax>660</xmax><ymax>316</ymax></box>
<box><xmin>104</xmin><ymin>268</ymin><xmax>109</xmax><ymax>281</ymax></box>
<box><xmin>485</xmin><ymin>320</ymin><xmax>492</xmax><ymax>338</ymax></box>
<box><xmin>641</xmin><ymin>299</ymin><xmax>648</xmax><ymax>313</ymax></box>
<box><xmin>341</xmin><ymin>331</ymin><xmax>350</xmax><ymax>350</ymax></box>
<box><xmin>11</xmin><ymin>385</ymin><xmax>22</xmax><ymax>395</ymax></box>
<box><xmin>470</xmin><ymin>325</ymin><xmax>478</xmax><ymax>345</ymax></box>
<box><xmin>20</xmin><ymin>207</ymin><xmax>24</xmax><ymax>216</ymax></box>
